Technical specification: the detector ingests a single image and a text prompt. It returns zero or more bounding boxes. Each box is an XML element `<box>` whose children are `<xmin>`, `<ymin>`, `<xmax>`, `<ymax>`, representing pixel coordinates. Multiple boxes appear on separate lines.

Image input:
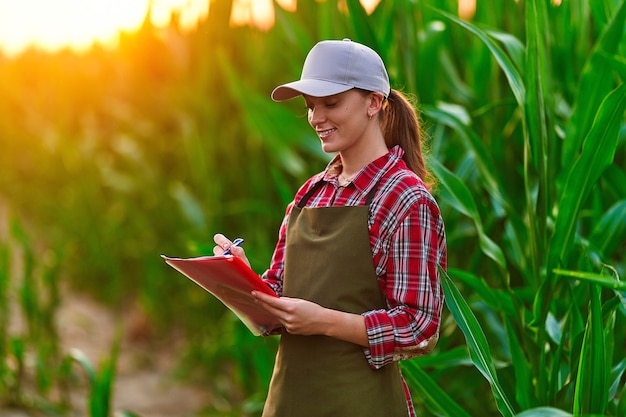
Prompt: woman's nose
<box><xmin>308</xmin><ymin>107</ymin><xmax>324</xmax><ymax>126</ymax></box>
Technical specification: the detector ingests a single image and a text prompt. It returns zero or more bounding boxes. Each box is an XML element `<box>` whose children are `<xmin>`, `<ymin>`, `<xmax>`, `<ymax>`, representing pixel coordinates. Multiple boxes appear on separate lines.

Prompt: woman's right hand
<box><xmin>213</xmin><ymin>233</ymin><xmax>251</xmax><ymax>267</ymax></box>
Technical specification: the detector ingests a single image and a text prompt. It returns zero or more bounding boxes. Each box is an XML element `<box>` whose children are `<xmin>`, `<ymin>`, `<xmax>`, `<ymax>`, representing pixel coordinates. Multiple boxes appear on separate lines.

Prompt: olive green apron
<box><xmin>262</xmin><ymin>180</ymin><xmax>409</xmax><ymax>416</ymax></box>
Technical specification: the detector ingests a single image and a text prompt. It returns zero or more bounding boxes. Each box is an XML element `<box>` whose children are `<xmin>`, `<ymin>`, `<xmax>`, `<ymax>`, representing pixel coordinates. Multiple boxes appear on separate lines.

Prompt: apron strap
<box><xmin>297</xmin><ymin>180</ymin><xmax>326</xmax><ymax>209</ymax></box>
<box><xmin>297</xmin><ymin>177</ymin><xmax>384</xmax><ymax>209</ymax></box>
<box><xmin>365</xmin><ymin>177</ymin><xmax>382</xmax><ymax>206</ymax></box>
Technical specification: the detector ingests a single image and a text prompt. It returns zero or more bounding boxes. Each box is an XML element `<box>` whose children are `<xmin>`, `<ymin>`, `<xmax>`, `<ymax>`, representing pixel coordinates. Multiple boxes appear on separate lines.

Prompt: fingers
<box><xmin>213</xmin><ymin>233</ymin><xmax>243</xmax><ymax>256</ymax></box>
<box><xmin>252</xmin><ymin>291</ymin><xmax>287</xmax><ymax>318</ymax></box>
<box><xmin>252</xmin><ymin>293</ymin><xmax>303</xmax><ymax>319</ymax></box>
<box><xmin>213</xmin><ymin>233</ymin><xmax>230</xmax><ymax>255</ymax></box>
<box><xmin>252</xmin><ymin>294</ymin><xmax>325</xmax><ymax>336</ymax></box>
<box><xmin>253</xmin><ymin>291</ymin><xmax>282</xmax><ymax>307</ymax></box>
<box><xmin>228</xmin><ymin>245</ymin><xmax>245</xmax><ymax>257</ymax></box>
<box><xmin>213</xmin><ymin>233</ymin><xmax>251</xmax><ymax>267</ymax></box>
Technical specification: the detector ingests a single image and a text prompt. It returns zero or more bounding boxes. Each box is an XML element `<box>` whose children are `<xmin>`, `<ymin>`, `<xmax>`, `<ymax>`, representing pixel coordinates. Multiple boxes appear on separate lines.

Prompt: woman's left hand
<box><xmin>252</xmin><ymin>291</ymin><xmax>369</xmax><ymax>347</ymax></box>
<box><xmin>252</xmin><ymin>291</ymin><xmax>328</xmax><ymax>336</ymax></box>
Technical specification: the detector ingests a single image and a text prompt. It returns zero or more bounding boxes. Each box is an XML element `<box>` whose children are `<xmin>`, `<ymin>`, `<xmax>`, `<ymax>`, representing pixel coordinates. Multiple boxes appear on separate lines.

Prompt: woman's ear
<box><xmin>368</xmin><ymin>92</ymin><xmax>385</xmax><ymax>117</ymax></box>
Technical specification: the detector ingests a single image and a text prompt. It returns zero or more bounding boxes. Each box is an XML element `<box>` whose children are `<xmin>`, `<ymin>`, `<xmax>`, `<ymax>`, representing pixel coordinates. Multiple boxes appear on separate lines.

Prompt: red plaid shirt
<box><xmin>262</xmin><ymin>146</ymin><xmax>446</xmax><ymax>371</ymax></box>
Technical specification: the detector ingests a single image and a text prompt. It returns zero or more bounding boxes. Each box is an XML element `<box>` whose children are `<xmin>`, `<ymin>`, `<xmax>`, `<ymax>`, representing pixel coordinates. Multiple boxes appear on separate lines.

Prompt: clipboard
<box><xmin>161</xmin><ymin>254</ymin><xmax>281</xmax><ymax>336</ymax></box>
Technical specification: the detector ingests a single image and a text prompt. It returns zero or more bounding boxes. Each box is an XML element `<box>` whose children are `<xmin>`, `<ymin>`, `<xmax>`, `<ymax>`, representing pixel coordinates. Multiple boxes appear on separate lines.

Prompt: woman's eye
<box><xmin>304</xmin><ymin>101</ymin><xmax>337</xmax><ymax>112</ymax></box>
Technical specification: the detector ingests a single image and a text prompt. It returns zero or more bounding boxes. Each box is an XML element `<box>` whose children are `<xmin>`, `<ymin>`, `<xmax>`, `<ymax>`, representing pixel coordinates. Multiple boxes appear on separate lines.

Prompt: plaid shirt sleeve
<box><xmin>363</xmin><ymin>190</ymin><xmax>446</xmax><ymax>369</ymax></box>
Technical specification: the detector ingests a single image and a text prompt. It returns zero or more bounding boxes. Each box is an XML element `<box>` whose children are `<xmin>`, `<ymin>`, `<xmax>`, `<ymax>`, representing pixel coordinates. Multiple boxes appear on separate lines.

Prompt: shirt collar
<box><xmin>321</xmin><ymin>146</ymin><xmax>405</xmax><ymax>191</ymax></box>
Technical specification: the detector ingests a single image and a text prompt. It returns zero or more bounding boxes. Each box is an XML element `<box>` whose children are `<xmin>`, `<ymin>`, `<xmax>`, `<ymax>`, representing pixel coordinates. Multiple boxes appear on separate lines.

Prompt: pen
<box><xmin>222</xmin><ymin>238</ymin><xmax>244</xmax><ymax>256</ymax></box>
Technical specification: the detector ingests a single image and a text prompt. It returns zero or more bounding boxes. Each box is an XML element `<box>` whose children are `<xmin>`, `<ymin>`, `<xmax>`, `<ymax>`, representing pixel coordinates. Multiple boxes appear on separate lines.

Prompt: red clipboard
<box><xmin>161</xmin><ymin>254</ymin><xmax>280</xmax><ymax>335</ymax></box>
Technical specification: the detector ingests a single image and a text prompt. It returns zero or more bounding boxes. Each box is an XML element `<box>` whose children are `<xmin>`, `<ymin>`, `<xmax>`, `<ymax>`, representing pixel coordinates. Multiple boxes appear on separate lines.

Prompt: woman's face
<box><xmin>304</xmin><ymin>89</ymin><xmax>372</xmax><ymax>155</ymax></box>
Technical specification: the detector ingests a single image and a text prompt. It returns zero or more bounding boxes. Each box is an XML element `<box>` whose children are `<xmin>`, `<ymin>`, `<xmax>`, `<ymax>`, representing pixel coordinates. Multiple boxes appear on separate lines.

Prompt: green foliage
<box><xmin>0</xmin><ymin>216</ymin><xmax>62</xmax><ymax>410</ymax></box>
<box><xmin>407</xmin><ymin>0</ymin><xmax>624</xmax><ymax>415</ymax></box>
<box><xmin>0</xmin><ymin>0</ymin><xmax>625</xmax><ymax>416</ymax></box>
<box><xmin>440</xmin><ymin>266</ymin><xmax>515</xmax><ymax>416</ymax></box>
<box><xmin>69</xmin><ymin>340</ymin><xmax>120</xmax><ymax>417</ymax></box>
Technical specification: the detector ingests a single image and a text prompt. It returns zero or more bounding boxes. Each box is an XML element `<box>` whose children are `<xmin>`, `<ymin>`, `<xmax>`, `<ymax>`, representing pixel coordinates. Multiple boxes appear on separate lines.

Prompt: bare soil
<box><xmin>3</xmin><ymin>292</ymin><xmax>212</xmax><ymax>417</ymax></box>
<box><xmin>62</xmin><ymin>294</ymin><xmax>212</xmax><ymax>417</ymax></box>
<box><xmin>1</xmin><ymin>203</ymin><xmax>212</xmax><ymax>417</ymax></box>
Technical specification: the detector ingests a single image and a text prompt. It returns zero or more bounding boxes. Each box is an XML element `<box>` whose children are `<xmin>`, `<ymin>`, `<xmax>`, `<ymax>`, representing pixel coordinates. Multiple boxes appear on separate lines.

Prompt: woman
<box><xmin>214</xmin><ymin>39</ymin><xmax>446</xmax><ymax>417</ymax></box>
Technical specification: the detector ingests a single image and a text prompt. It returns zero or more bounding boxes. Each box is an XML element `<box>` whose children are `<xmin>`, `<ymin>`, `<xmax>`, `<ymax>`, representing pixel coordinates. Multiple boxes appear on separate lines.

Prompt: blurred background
<box><xmin>1</xmin><ymin>0</ymin><xmax>624</xmax><ymax>416</ymax></box>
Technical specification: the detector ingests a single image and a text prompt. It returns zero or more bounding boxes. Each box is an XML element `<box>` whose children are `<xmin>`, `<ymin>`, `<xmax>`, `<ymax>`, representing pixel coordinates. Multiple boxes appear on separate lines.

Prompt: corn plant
<box><xmin>0</xmin><ymin>233</ymin><xmax>9</xmax><ymax>402</ymax></box>
<box><xmin>0</xmin><ymin>215</ymin><xmax>129</xmax><ymax>415</ymax></box>
<box><xmin>0</xmin><ymin>215</ymin><xmax>62</xmax><ymax>410</ymax></box>
<box><xmin>66</xmin><ymin>334</ymin><xmax>122</xmax><ymax>417</ymax></box>
<box><xmin>393</xmin><ymin>1</ymin><xmax>626</xmax><ymax>416</ymax></box>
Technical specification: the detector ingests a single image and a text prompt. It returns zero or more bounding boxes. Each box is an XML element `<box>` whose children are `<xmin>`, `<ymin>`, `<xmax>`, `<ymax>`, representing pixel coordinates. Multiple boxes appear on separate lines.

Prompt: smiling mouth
<box><xmin>317</xmin><ymin>128</ymin><xmax>337</xmax><ymax>139</ymax></box>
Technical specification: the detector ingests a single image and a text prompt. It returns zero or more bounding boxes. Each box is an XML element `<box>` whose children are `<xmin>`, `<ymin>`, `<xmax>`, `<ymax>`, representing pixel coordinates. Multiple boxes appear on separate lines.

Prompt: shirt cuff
<box><xmin>362</xmin><ymin>309</ymin><xmax>395</xmax><ymax>369</ymax></box>
<box><xmin>362</xmin><ymin>310</ymin><xmax>441</xmax><ymax>369</ymax></box>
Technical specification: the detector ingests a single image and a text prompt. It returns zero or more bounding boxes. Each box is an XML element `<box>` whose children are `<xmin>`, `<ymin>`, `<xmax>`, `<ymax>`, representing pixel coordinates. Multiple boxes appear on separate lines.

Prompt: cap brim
<box><xmin>271</xmin><ymin>79</ymin><xmax>353</xmax><ymax>102</ymax></box>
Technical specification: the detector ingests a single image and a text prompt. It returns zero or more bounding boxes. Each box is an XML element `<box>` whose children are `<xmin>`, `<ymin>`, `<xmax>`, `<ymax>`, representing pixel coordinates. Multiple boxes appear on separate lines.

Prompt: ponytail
<box><xmin>381</xmin><ymin>89</ymin><xmax>435</xmax><ymax>189</ymax></box>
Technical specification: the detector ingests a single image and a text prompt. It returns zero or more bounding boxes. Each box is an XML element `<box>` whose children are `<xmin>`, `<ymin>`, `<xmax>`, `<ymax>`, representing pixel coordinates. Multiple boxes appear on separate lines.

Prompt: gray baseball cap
<box><xmin>271</xmin><ymin>39</ymin><xmax>391</xmax><ymax>102</ymax></box>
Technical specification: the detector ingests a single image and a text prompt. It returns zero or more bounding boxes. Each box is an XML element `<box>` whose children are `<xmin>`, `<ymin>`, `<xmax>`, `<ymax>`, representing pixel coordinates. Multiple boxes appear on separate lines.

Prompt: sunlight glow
<box><xmin>458</xmin><ymin>0</ymin><xmax>476</xmax><ymax>20</ymax></box>
<box><xmin>360</xmin><ymin>0</ymin><xmax>381</xmax><ymax>15</ymax></box>
<box><xmin>0</xmin><ymin>0</ymin><xmax>209</xmax><ymax>56</ymax></box>
<box><xmin>276</xmin><ymin>0</ymin><xmax>297</xmax><ymax>13</ymax></box>
<box><xmin>230</xmin><ymin>0</ymin><xmax>275</xmax><ymax>31</ymax></box>
<box><xmin>151</xmin><ymin>0</ymin><xmax>209</xmax><ymax>29</ymax></box>
<box><xmin>0</xmin><ymin>0</ymin><xmax>422</xmax><ymax>56</ymax></box>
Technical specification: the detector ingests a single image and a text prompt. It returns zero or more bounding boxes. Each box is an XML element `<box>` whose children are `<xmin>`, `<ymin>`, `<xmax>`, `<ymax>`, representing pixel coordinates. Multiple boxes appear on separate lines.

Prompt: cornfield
<box><xmin>0</xmin><ymin>0</ymin><xmax>624</xmax><ymax>416</ymax></box>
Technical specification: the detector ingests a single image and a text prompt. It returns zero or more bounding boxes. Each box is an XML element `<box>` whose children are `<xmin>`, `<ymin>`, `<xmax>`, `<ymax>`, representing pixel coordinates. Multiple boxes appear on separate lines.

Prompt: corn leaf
<box><xmin>410</xmin><ymin>345</ymin><xmax>472</xmax><ymax>368</ymax></box>
<box><xmin>505</xmin><ymin>317</ymin><xmax>534</xmax><ymax>410</ymax></box>
<box><xmin>401</xmin><ymin>360</ymin><xmax>472</xmax><ymax>417</ymax></box>
<box><xmin>545</xmin><ymin>83</ymin><xmax>626</xmax><ymax>281</ymax></box>
<box><xmin>609</xmin><ymin>359</ymin><xmax>626</xmax><ymax>400</ymax></box>
<box><xmin>440</xmin><ymin>266</ymin><xmax>516</xmax><ymax>416</ymax></box>
<box><xmin>603</xmin><ymin>165</ymin><xmax>626</xmax><ymax>201</ymax></box>
<box><xmin>423</xmin><ymin>105</ymin><xmax>508</xmax><ymax>209</ymax></box>
<box><xmin>553</xmin><ymin>270</ymin><xmax>626</xmax><ymax>292</ymax></box>
<box><xmin>429</xmin><ymin>157</ymin><xmax>507</xmax><ymax>269</ymax></box>
<box><xmin>525</xmin><ymin>0</ymin><xmax>551</xmax><ymax>171</ymax></box>
<box><xmin>432</xmin><ymin>8</ymin><xmax>526</xmax><ymax>107</ymax></box>
<box><xmin>562</xmin><ymin>0</ymin><xmax>626</xmax><ymax>167</ymax></box>
<box><xmin>547</xmin><ymin>316</ymin><xmax>569</xmax><ymax>404</ymax></box>
<box><xmin>69</xmin><ymin>349</ymin><xmax>97</xmax><ymax>387</ymax></box>
<box><xmin>589</xmin><ymin>200</ymin><xmax>626</xmax><ymax>257</ymax></box>
<box><xmin>447</xmin><ymin>268</ymin><xmax>518</xmax><ymax>318</ymax></box>
<box><xmin>523</xmin><ymin>0</ymin><xmax>551</xmax><ymax>295</ymax></box>
<box><xmin>345</xmin><ymin>0</ymin><xmax>378</xmax><ymax>49</ymax></box>
<box><xmin>514</xmin><ymin>408</ymin><xmax>572</xmax><ymax>417</ymax></box>
<box><xmin>91</xmin><ymin>341</ymin><xmax>119</xmax><ymax>417</ymax></box>
<box><xmin>600</xmin><ymin>51</ymin><xmax>626</xmax><ymax>81</ymax></box>
<box><xmin>573</xmin><ymin>285</ymin><xmax>607</xmax><ymax>415</ymax></box>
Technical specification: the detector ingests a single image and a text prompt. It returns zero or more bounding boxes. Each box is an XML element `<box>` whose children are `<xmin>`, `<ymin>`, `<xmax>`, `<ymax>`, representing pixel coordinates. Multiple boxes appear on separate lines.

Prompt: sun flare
<box><xmin>0</xmin><ymin>0</ymin><xmax>209</xmax><ymax>56</ymax></box>
<box><xmin>0</xmin><ymin>0</ymin><xmax>475</xmax><ymax>56</ymax></box>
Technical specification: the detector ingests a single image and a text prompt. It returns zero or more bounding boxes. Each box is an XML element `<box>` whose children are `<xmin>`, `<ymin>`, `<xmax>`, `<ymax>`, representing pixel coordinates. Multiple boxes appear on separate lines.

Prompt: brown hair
<box><xmin>380</xmin><ymin>89</ymin><xmax>434</xmax><ymax>189</ymax></box>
